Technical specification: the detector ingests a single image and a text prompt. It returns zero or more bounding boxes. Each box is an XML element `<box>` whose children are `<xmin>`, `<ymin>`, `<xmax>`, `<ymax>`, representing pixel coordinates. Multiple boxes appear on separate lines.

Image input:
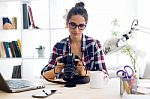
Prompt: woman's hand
<box><xmin>76</xmin><ymin>59</ymin><xmax>87</xmax><ymax>76</ymax></box>
<box><xmin>54</xmin><ymin>56</ymin><xmax>64</xmax><ymax>74</ymax></box>
<box><xmin>42</xmin><ymin>56</ymin><xmax>64</xmax><ymax>80</ymax></box>
<box><xmin>102</xmin><ymin>69</ymin><xmax>109</xmax><ymax>79</ymax></box>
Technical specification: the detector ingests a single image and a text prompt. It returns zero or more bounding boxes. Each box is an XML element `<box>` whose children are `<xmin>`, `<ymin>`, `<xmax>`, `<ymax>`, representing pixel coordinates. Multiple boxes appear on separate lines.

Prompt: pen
<box><xmin>43</xmin><ymin>89</ymin><xmax>57</xmax><ymax>96</ymax></box>
<box><xmin>123</xmin><ymin>80</ymin><xmax>131</xmax><ymax>94</ymax></box>
<box><xmin>43</xmin><ymin>90</ymin><xmax>49</xmax><ymax>96</ymax></box>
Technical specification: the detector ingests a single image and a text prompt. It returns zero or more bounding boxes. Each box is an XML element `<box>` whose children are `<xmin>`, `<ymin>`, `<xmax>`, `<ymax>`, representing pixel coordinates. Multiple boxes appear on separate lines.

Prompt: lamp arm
<box><xmin>133</xmin><ymin>25</ymin><xmax>150</xmax><ymax>35</ymax></box>
<box><xmin>131</xmin><ymin>19</ymin><xmax>150</xmax><ymax>35</ymax></box>
<box><xmin>119</xmin><ymin>19</ymin><xmax>150</xmax><ymax>44</ymax></box>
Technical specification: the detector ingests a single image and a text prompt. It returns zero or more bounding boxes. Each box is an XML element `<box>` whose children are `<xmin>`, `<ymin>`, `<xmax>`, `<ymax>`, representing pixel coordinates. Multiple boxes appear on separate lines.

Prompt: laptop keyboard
<box><xmin>6</xmin><ymin>80</ymin><xmax>33</xmax><ymax>89</ymax></box>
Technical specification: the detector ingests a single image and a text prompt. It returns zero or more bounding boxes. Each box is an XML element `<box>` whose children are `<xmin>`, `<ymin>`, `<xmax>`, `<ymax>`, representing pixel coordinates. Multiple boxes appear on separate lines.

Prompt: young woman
<box><xmin>41</xmin><ymin>2</ymin><xmax>108</xmax><ymax>84</ymax></box>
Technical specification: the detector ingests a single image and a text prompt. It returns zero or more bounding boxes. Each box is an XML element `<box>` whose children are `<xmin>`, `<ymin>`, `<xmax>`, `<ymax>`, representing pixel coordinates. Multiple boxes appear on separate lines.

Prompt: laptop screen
<box><xmin>0</xmin><ymin>73</ymin><xmax>45</xmax><ymax>93</ymax></box>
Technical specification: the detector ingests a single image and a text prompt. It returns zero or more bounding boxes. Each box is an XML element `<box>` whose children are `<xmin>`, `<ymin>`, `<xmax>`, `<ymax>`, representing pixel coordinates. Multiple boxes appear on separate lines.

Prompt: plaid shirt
<box><xmin>41</xmin><ymin>35</ymin><xmax>107</xmax><ymax>78</ymax></box>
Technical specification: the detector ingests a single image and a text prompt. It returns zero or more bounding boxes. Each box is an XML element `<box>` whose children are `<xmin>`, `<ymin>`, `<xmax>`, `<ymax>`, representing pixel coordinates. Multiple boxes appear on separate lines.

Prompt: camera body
<box><xmin>60</xmin><ymin>53</ymin><xmax>79</xmax><ymax>80</ymax></box>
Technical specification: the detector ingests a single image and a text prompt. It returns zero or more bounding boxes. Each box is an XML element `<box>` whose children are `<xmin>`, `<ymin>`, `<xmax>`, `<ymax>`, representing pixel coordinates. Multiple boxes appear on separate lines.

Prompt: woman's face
<box><xmin>67</xmin><ymin>15</ymin><xmax>86</xmax><ymax>40</ymax></box>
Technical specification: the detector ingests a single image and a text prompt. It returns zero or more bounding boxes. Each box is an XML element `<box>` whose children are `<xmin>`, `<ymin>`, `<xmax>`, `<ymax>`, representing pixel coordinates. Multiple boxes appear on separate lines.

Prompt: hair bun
<box><xmin>75</xmin><ymin>2</ymin><xmax>85</xmax><ymax>8</ymax></box>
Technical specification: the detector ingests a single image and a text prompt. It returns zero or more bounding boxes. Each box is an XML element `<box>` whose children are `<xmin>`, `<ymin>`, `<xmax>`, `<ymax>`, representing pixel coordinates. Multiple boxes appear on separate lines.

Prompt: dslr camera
<box><xmin>59</xmin><ymin>53</ymin><xmax>89</xmax><ymax>87</ymax></box>
<box><xmin>60</xmin><ymin>53</ymin><xmax>80</xmax><ymax>80</ymax></box>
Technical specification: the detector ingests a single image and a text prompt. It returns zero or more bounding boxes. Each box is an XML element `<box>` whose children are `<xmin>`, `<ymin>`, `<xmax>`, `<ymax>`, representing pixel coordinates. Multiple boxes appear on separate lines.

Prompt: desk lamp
<box><xmin>103</xmin><ymin>19</ymin><xmax>149</xmax><ymax>77</ymax></box>
<box><xmin>103</xmin><ymin>19</ymin><xmax>150</xmax><ymax>55</ymax></box>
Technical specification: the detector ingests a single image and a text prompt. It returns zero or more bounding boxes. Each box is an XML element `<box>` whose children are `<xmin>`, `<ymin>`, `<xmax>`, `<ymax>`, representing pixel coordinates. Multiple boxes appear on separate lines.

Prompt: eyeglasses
<box><xmin>68</xmin><ymin>22</ymin><xmax>86</xmax><ymax>30</ymax></box>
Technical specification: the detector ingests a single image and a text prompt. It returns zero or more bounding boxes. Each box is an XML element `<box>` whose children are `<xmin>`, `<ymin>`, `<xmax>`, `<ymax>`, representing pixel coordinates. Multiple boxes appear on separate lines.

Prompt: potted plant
<box><xmin>35</xmin><ymin>46</ymin><xmax>45</xmax><ymax>58</ymax></box>
<box><xmin>110</xmin><ymin>18</ymin><xmax>137</xmax><ymax>72</ymax></box>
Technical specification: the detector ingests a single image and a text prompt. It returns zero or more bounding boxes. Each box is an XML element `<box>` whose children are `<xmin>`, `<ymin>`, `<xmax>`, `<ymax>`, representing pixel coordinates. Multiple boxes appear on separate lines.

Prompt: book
<box><xmin>12</xmin><ymin>41</ymin><xmax>21</xmax><ymax>57</ymax></box>
<box><xmin>9</xmin><ymin>42</ymin><xmax>16</xmax><ymax>57</ymax></box>
<box><xmin>17</xmin><ymin>39</ymin><xmax>21</xmax><ymax>51</ymax></box>
<box><xmin>0</xmin><ymin>42</ymin><xmax>2</xmax><ymax>58</ymax></box>
<box><xmin>0</xmin><ymin>42</ymin><xmax>6</xmax><ymax>58</ymax></box>
<box><xmin>12</xmin><ymin>17</ymin><xmax>17</xmax><ymax>29</ymax></box>
<box><xmin>0</xmin><ymin>49</ymin><xmax>1</xmax><ymax>57</ymax></box>
<box><xmin>28</xmin><ymin>5</ymin><xmax>39</xmax><ymax>29</ymax></box>
<box><xmin>22</xmin><ymin>4</ymin><xmax>29</xmax><ymax>29</ymax></box>
<box><xmin>2</xmin><ymin>42</ymin><xmax>10</xmax><ymax>58</ymax></box>
<box><xmin>28</xmin><ymin>5</ymin><xmax>36</xmax><ymax>29</ymax></box>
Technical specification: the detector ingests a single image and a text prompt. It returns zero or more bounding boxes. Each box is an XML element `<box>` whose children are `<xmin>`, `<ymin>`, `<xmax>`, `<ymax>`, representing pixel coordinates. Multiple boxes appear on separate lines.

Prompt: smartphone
<box><xmin>32</xmin><ymin>89</ymin><xmax>57</xmax><ymax>98</ymax></box>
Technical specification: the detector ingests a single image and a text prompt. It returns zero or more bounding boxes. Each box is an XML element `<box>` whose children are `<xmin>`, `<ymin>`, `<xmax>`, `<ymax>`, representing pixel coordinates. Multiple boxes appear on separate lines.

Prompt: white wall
<box><xmin>137</xmin><ymin>0</ymin><xmax>150</xmax><ymax>61</ymax></box>
<box><xmin>81</xmin><ymin>0</ymin><xmax>137</xmax><ymax>44</ymax></box>
<box><xmin>0</xmin><ymin>1</ymin><xmax>21</xmax><ymax>29</ymax></box>
<box><xmin>22</xmin><ymin>59</ymin><xmax>49</xmax><ymax>79</ymax></box>
<box><xmin>131</xmin><ymin>0</ymin><xmax>150</xmax><ymax>77</ymax></box>
<box><xmin>0</xmin><ymin>59</ymin><xmax>22</xmax><ymax>79</ymax></box>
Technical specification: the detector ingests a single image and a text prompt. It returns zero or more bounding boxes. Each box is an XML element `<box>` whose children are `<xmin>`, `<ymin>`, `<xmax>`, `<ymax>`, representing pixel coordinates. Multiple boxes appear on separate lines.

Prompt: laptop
<box><xmin>0</xmin><ymin>73</ymin><xmax>45</xmax><ymax>93</ymax></box>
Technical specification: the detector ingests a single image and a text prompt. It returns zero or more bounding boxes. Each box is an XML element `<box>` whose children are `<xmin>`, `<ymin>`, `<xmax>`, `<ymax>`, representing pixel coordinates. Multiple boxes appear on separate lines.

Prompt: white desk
<box><xmin>0</xmin><ymin>78</ymin><xmax>121</xmax><ymax>99</ymax></box>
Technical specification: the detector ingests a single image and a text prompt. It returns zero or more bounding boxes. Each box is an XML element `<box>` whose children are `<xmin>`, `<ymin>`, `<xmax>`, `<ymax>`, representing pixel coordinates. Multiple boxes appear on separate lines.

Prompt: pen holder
<box><xmin>120</xmin><ymin>76</ymin><xmax>138</xmax><ymax>96</ymax></box>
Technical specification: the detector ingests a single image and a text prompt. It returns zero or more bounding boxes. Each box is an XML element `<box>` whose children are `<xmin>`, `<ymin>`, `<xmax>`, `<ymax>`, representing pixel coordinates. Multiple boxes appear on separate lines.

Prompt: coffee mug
<box><xmin>90</xmin><ymin>71</ymin><xmax>109</xmax><ymax>89</ymax></box>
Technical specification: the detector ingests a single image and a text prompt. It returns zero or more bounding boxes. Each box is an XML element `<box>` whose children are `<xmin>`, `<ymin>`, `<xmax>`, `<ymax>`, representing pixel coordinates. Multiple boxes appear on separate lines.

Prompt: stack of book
<box><xmin>0</xmin><ymin>39</ymin><xmax>21</xmax><ymax>58</ymax></box>
<box><xmin>2</xmin><ymin>17</ymin><xmax>17</xmax><ymax>30</ymax></box>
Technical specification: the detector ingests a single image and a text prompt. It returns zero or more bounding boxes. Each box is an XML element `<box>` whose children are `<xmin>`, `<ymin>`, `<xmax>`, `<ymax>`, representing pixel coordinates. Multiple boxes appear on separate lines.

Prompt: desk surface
<box><xmin>0</xmin><ymin>78</ymin><xmax>121</xmax><ymax>99</ymax></box>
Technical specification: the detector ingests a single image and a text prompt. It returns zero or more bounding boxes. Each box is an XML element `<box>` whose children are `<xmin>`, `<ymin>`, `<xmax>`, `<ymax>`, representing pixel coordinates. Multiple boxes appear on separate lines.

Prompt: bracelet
<box><xmin>54</xmin><ymin>62</ymin><xmax>59</xmax><ymax>74</ymax></box>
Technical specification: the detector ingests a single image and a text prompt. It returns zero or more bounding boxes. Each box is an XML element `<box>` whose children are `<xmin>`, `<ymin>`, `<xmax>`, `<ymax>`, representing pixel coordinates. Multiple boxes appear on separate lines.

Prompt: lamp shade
<box><xmin>103</xmin><ymin>37</ymin><xmax>126</xmax><ymax>55</ymax></box>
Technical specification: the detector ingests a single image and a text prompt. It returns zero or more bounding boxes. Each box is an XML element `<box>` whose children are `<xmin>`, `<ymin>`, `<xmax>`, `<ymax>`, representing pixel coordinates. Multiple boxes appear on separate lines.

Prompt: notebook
<box><xmin>0</xmin><ymin>73</ymin><xmax>45</xmax><ymax>93</ymax></box>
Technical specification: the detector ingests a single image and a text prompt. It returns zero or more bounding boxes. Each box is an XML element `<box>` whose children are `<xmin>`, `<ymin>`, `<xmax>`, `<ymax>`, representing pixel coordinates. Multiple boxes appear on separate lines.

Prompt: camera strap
<box><xmin>68</xmin><ymin>35</ymin><xmax>87</xmax><ymax>76</ymax></box>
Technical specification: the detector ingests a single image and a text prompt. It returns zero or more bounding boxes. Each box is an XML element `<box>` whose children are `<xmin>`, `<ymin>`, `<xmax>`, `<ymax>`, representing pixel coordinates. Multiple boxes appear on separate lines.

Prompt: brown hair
<box><xmin>66</xmin><ymin>2</ymin><xmax>88</xmax><ymax>24</ymax></box>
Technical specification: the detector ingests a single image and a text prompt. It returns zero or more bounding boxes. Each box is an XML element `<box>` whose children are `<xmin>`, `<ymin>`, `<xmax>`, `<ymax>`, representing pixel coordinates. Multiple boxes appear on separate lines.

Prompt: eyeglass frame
<box><xmin>68</xmin><ymin>22</ymin><xmax>87</xmax><ymax>30</ymax></box>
